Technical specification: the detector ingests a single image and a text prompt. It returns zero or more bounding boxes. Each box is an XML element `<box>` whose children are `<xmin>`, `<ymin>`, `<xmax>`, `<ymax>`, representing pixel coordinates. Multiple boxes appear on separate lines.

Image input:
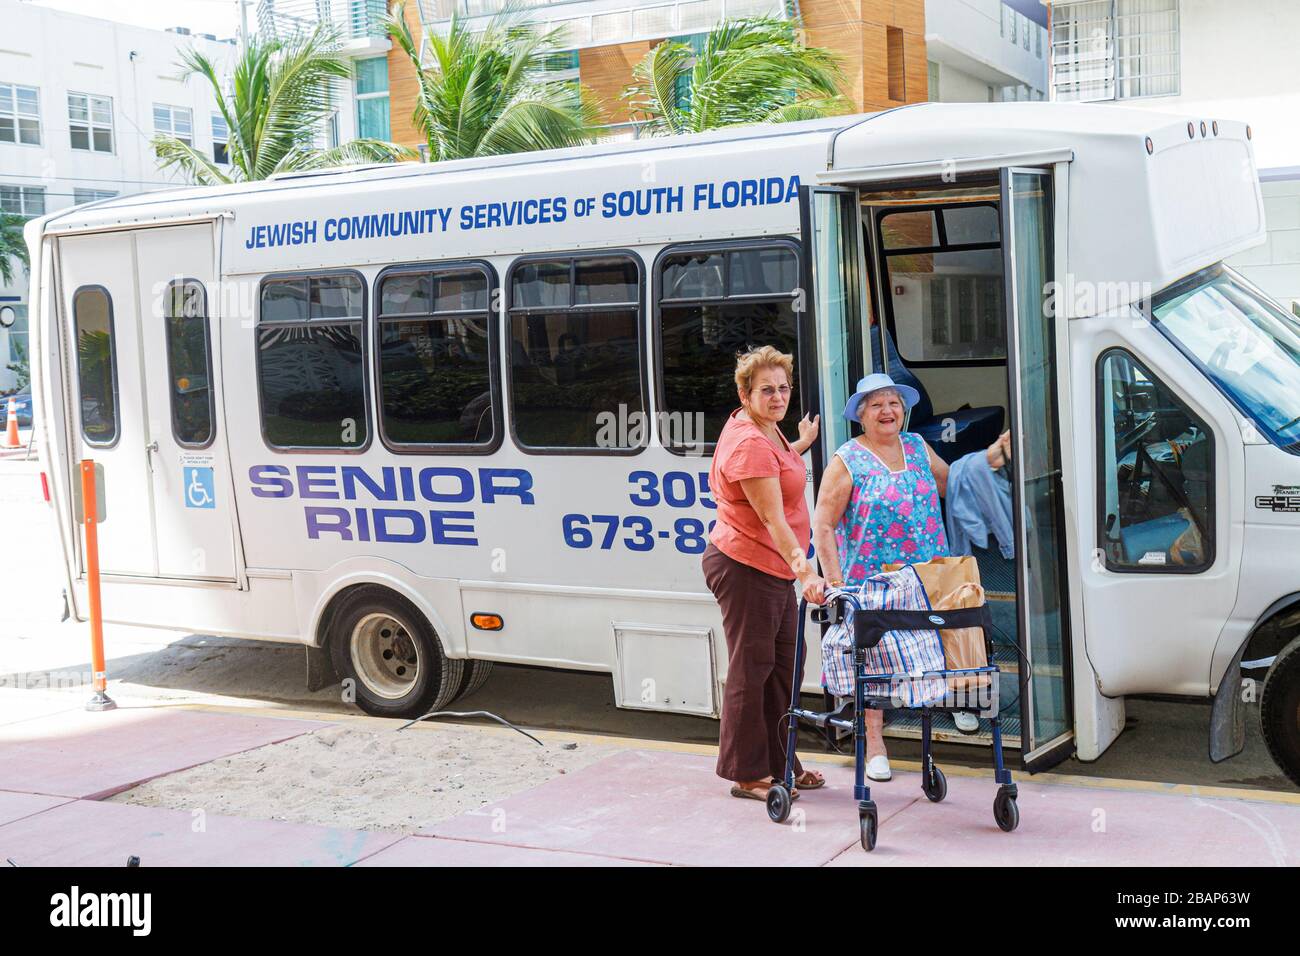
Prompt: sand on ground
<box><xmin>109</xmin><ymin>720</ymin><xmax>613</xmax><ymax>833</ymax></box>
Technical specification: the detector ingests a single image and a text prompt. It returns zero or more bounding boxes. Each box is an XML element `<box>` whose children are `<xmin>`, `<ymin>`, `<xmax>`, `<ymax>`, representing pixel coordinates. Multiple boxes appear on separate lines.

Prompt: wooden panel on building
<box><xmin>580</xmin><ymin>41</ymin><xmax>655</xmax><ymax>125</ymax></box>
<box><xmin>386</xmin><ymin>0</ymin><xmax>427</xmax><ymax>150</ymax></box>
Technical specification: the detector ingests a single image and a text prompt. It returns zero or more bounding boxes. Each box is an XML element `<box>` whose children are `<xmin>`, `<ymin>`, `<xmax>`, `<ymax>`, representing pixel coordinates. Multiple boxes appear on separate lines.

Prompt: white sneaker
<box><xmin>953</xmin><ymin>712</ymin><xmax>979</xmax><ymax>734</ymax></box>
<box><xmin>866</xmin><ymin>755</ymin><xmax>892</xmax><ymax>781</ymax></box>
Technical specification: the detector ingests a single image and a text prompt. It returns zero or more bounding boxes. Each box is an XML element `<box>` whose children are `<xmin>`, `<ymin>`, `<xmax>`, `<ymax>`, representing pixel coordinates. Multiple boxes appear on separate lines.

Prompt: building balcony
<box><xmin>257</xmin><ymin>0</ymin><xmax>393</xmax><ymax>55</ymax></box>
<box><xmin>416</xmin><ymin>0</ymin><xmax>790</xmax><ymax>49</ymax></box>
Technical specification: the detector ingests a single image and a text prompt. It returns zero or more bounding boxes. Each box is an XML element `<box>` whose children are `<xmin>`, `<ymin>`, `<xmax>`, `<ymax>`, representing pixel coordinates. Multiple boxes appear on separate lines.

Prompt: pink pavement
<box><xmin>426</xmin><ymin>750</ymin><xmax>1300</xmax><ymax>867</ymax></box>
<box><xmin>0</xmin><ymin>701</ymin><xmax>328</xmax><ymax>799</ymax></box>
<box><xmin>2</xmin><ymin>701</ymin><xmax>1298</xmax><ymax>866</ymax></box>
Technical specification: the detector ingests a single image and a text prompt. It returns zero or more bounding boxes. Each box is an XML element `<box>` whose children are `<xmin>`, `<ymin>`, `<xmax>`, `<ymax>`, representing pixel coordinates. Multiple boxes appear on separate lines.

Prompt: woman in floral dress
<box><xmin>811</xmin><ymin>374</ymin><xmax>1010</xmax><ymax>781</ymax></box>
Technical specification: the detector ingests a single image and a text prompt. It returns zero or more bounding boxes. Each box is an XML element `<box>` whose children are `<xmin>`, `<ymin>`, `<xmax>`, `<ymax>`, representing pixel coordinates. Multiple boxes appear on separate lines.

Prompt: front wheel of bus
<box><xmin>1261</xmin><ymin>638</ymin><xmax>1300</xmax><ymax>788</ymax></box>
<box><xmin>329</xmin><ymin>587</ymin><xmax>464</xmax><ymax>719</ymax></box>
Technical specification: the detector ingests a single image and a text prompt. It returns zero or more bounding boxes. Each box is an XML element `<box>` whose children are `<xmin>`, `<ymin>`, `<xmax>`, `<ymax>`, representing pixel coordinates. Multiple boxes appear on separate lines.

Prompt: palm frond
<box><xmin>0</xmin><ymin>214</ymin><xmax>29</xmax><ymax>287</ymax></box>
<box><xmin>628</xmin><ymin>17</ymin><xmax>846</xmax><ymax>134</ymax></box>
<box><xmin>387</xmin><ymin>1</ymin><xmax>597</xmax><ymax>160</ymax></box>
<box><xmin>157</xmin><ymin>23</ymin><xmax>408</xmax><ymax>183</ymax></box>
<box><xmin>151</xmin><ymin>134</ymin><xmax>235</xmax><ymax>186</ymax></box>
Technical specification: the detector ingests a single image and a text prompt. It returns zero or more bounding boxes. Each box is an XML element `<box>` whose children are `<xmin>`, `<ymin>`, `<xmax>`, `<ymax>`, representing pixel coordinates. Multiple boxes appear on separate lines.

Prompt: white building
<box><xmin>0</xmin><ymin>0</ymin><xmax>392</xmax><ymax>393</ymax></box>
<box><xmin>0</xmin><ymin>0</ymin><xmax>240</xmax><ymax>390</ymax></box>
<box><xmin>926</xmin><ymin>0</ymin><xmax>1049</xmax><ymax>104</ymax></box>
<box><xmin>1044</xmin><ymin>0</ymin><xmax>1300</xmax><ymax>309</ymax></box>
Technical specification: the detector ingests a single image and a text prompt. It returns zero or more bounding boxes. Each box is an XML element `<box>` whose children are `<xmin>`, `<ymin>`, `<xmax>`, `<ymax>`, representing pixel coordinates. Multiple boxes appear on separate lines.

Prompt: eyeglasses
<box><xmin>753</xmin><ymin>385</ymin><xmax>792</xmax><ymax>399</ymax></box>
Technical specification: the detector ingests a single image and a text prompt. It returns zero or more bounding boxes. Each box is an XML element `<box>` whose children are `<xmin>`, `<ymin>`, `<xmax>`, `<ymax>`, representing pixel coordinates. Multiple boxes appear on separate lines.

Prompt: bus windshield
<box><xmin>1152</xmin><ymin>266</ymin><xmax>1300</xmax><ymax>454</ymax></box>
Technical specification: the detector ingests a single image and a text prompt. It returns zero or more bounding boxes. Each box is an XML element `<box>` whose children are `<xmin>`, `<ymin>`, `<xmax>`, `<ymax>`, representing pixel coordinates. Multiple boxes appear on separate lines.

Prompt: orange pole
<box><xmin>80</xmin><ymin>459</ymin><xmax>114</xmax><ymax>710</ymax></box>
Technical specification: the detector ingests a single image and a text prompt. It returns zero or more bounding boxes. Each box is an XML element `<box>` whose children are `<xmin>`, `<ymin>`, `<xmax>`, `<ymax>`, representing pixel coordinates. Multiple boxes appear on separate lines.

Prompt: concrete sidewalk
<box><xmin>1</xmin><ymin>693</ymin><xmax>1298</xmax><ymax>867</ymax></box>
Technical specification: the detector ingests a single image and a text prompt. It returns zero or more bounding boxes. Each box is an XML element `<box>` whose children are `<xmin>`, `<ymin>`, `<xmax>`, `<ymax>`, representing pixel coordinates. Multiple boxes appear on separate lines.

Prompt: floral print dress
<box><xmin>834</xmin><ymin>432</ymin><xmax>950</xmax><ymax>585</ymax></box>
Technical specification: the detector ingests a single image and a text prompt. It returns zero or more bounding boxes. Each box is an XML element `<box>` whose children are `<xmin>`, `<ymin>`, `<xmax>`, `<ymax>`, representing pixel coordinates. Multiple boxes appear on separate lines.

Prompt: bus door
<box><xmin>132</xmin><ymin>224</ymin><xmax>237</xmax><ymax>581</ymax></box>
<box><xmin>1000</xmin><ymin>167</ymin><xmax>1074</xmax><ymax>770</ymax></box>
<box><xmin>58</xmin><ymin>231</ymin><xmax>157</xmax><ymax>577</ymax></box>
<box><xmin>799</xmin><ymin>186</ymin><xmax>869</xmax><ymax>471</ymax></box>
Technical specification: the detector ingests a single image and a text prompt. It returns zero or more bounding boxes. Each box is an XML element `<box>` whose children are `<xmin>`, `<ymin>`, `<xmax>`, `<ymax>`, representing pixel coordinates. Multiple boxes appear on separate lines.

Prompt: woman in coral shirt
<box><xmin>702</xmin><ymin>345</ymin><xmax>826</xmax><ymax>804</ymax></box>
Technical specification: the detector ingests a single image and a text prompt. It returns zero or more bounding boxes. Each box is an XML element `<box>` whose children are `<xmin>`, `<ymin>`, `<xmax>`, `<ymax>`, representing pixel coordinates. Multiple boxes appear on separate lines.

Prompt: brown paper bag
<box><xmin>883</xmin><ymin>557</ymin><xmax>988</xmax><ymax>692</ymax></box>
<box><xmin>883</xmin><ymin>555</ymin><xmax>981</xmax><ymax>605</ymax></box>
<box><xmin>934</xmin><ymin>582</ymin><xmax>991</xmax><ymax>693</ymax></box>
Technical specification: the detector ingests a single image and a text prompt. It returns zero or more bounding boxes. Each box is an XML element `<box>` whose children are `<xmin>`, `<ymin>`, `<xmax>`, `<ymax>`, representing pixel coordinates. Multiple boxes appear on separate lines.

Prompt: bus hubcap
<box><xmin>350</xmin><ymin>613</ymin><xmax>420</xmax><ymax>699</ymax></box>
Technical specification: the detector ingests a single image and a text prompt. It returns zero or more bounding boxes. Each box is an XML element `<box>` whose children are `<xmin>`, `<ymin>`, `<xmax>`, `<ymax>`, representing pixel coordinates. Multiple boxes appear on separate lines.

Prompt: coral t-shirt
<box><xmin>708</xmin><ymin>409</ymin><xmax>811</xmax><ymax>580</ymax></box>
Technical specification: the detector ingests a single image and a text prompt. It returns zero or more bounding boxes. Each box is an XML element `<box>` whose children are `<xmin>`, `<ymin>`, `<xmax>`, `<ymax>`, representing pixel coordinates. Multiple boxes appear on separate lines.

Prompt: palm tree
<box><xmin>386</xmin><ymin>3</ymin><xmax>600</xmax><ymax>161</ymax></box>
<box><xmin>623</xmin><ymin>17</ymin><xmax>847</xmax><ymax>136</ymax></box>
<box><xmin>0</xmin><ymin>214</ymin><xmax>29</xmax><ymax>287</ymax></box>
<box><xmin>152</xmin><ymin>25</ymin><xmax>414</xmax><ymax>185</ymax></box>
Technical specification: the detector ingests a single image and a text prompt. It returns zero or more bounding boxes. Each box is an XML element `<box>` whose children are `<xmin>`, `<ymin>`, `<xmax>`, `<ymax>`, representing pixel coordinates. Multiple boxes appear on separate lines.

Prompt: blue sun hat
<box><xmin>842</xmin><ymin>373</ymin><xmax>921</xmax><ymax>423</ymax></box>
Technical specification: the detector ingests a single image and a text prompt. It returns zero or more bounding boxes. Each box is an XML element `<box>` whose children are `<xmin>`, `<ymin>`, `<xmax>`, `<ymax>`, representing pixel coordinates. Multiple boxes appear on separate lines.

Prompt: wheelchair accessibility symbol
<box><xmin>184</xmin><ymin>466</ymin><xmax>215</xmax><ymax>509</ymax></box>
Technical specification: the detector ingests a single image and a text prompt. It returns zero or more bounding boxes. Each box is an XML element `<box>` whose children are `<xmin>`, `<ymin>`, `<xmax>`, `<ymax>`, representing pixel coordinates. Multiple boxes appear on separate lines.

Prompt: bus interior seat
<box><xmin>876</xmin><ymin>324</ymin><xmax>1004</xmax><ymax>463</ymax></box>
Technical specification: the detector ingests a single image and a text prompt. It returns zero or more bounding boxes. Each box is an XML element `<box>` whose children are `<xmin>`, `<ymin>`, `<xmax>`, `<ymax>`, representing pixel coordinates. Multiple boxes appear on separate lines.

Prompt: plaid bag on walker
<box><xmin>820</xmin><ymin>566</ymin><xmax>948</xmax><ymax>706</ymax></box>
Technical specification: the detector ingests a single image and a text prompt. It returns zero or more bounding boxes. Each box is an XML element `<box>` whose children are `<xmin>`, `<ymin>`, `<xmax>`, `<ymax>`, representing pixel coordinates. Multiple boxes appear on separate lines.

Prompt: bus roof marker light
<box><xmin>1247</xmin><ymin>125</ymin><xmax>1253</xmax><ymax>140</ymax></box>
<box><xmin>471</xmin><ymin>613</ymin><xmax>504</xmax><ymax>631</ymax></box>
<box><xmin>1187</xmin><ymin>122</ymin><xmax>1195</xmax><ymax>139</ymax></box>
<box><xmin>1200</xmin><ymin>121</ymin><xmax>1207</xmax><ymax>138</ymax></box>
<box><xmin>1145</xmin><ymin>137</ymin><xmax>1154</xmax><ymax>155</ymax></box>
<box><xmin>1212</xmin><ymin>121</ymin><xmax>1220</xmax><ymax>136</ymax></box>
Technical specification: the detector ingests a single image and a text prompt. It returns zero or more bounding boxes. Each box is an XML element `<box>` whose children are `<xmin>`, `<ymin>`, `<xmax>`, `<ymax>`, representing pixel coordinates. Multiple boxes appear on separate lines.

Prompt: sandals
<box><xmin>730</xmin><ymin>777</ymin><xmax>800</xmax><ymax>802</ymax></box>
<box><xmin>794</xmin><ymin>770</ymin><xmax>826</xmax><ymax>790</ymax></box>
<box><xmin>730</xmin><ymin>770</ymin><xmax>825</xmax><ymax>801</ymax></box>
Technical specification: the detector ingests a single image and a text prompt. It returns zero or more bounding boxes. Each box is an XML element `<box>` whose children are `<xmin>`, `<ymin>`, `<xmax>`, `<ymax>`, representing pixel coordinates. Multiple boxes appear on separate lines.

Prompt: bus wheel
<box><xmin>457</xmin><ymin>660</ymin><xmax>494</xmax><ymax>701</ymax></box>
<box><xmin>1261</xmin><ymin>638</ymin><xmax>1300</xmax><ymax>788</ymax></box>
<box><xmin>328</xmin><ymin>587</ymin><xmax>464</xmax><ymax>719</ymax></box>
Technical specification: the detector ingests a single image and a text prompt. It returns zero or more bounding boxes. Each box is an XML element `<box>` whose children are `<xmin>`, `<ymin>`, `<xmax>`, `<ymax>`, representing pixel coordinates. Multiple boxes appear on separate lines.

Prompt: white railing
<box><xmin>417</xmin><ymin>0</ymin><xmax>786</xmax><ymax>48</ymax></box>
<box><xmin>257</xmin><ymin>0</ymin><xmax>390</xmax><ymax>41</ymax></box>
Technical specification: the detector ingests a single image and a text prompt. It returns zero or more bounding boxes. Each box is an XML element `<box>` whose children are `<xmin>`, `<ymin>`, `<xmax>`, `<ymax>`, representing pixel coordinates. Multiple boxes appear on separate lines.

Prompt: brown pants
<box><xmin>702</xmin><ymin>543</ymin><xmax>805</xmax><ymax>782</ymax></box>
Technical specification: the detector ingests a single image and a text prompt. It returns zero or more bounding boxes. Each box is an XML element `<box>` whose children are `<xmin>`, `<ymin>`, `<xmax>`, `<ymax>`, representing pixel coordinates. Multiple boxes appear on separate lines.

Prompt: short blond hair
<box><xmin>734</xmin><ymin>345</ymin><xmax>794</xmax><ymax>394</ymax></box>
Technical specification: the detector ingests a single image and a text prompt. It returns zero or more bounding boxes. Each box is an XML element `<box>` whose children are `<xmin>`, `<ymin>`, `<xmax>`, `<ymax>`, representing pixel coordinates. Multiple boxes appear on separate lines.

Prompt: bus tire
<box><xmin>328</xmin><ymin>586</ymin><xmax>464</xmax><ymax>720</ymax></box>
<box><xmin>457</xmin><ymin>660</ymin><xmax>494</xmax><ymax>701</ymax></box>
<box><xmin>1261</xmin><ymin>637</ymin><xmax>1300</xmax><ymax>788</ymax></box>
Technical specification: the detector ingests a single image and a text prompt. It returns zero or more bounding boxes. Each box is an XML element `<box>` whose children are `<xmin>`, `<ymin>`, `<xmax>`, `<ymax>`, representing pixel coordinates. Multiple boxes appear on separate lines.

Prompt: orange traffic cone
<box><xmin>3</xmin><ymin>397</ymin><xmax>19</xmax><ymax>448</ymax></box>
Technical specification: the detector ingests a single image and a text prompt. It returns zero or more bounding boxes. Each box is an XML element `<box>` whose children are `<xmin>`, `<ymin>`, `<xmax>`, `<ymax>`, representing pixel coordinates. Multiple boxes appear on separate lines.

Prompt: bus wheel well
<box><xmin>306</xmin><ymin>583</ymin><xmax>437</xmax><ymax>695</ymax></box>
<box><xmin>1242</xmin><ymin>595</ymin><xmax>1300</xmax><ymax>665</ymax></box>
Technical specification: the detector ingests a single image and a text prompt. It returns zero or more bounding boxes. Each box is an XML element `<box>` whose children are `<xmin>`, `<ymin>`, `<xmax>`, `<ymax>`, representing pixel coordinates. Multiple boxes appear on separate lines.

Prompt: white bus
<box><xmin>25</xmin><ymin>102</ymin><xmax>1300</xmax><ymax>782</ymax></box>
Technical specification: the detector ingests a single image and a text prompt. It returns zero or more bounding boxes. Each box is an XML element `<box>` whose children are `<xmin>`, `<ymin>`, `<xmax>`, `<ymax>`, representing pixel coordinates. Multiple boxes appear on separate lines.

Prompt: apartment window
<box><xmin>74</xmin><ymin>287</ymin><xmax>119</xmax><ymax>446</ymax></box>
<box><xmin>927</xmin><ymin>60</ymin><xmax>940</xmax><ymax>101</ymax></box>
<box><xmin>73</xmin><ymin>188</ymin><xmax>116</xmax><ymax>204</ymax></box>
<box><xmin>211</xmin><ymin>113</ymin><xmax>229</xmax><ymax>164</ymax></box>
<box><xmin>0</xmin><ymin>185</ymin><xmax>45</xmax><ymax>217</ymax></box>
<box><xmin>1022</xmin><ymin>14</ymin><xmax>1031</xmax><ymax>50</ymax></box>
<box><xmin>376</xmin><ymin>263</ymin><xmax>498</xmax><ymax>450</ymax></box>
<box><xmin>355</xmin><ymin>57</ymin><xmax>390</xmax><ymax>140</ymax></box>
<box><xmin>886</xmin><ymin>26</ymin><xmax>905</xmax><ymax>100</ymax></box>
<box><xmin>508</xmin><ymin>254</ymin><xmax>644</xmax><ymax>451</ymax></box>
<box><xmin>657</xmin><ymin>242</ymin><xmax>802</xmax><ymax>448</ymax></box>
<box><xmin>0</xmin><ymin>83</ymin><xmax>41</xmax><ymax>146</ymax></box>
<box><xmin>257</xmin><ymin>273</ymin><xmax>368</xmax><ymax>449</ymax></box>
<box><xmin>68</xmin><ymin>92</ymin><xmax>113</xmax><ymax>152</ymax></box>
<box><xmin>154</xmin><ymin>104</ymin><xmax>193</xmax><ymax>145</ymax></box>
<box><xmin>1052</xmin><ymin>0</ymin><xmax>1180</xmax><ymax>102</ymax></box>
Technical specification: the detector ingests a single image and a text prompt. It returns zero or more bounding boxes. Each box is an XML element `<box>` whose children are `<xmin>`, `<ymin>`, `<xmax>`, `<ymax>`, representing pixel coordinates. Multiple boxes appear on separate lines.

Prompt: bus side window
<box><xmin>376</xmin><ymin>264</ymin><xmax>497</xmax><ymax>451</ymax></box>
<box><xmin>656</xmin><ymin>242</ymin><xmax>801</xmax><ymax>450</ymax></box>
<box><xmin>1097</xmin><ymin>349</ymin><xmax>1214</xmax><ymax>572</ymax></box>
<box><xmin>163</xmin><ymin>279</ymin><xmax>214</xmax><ymax>447</ymax></box>
<box><xmin>257</xmin><ymin>273</ymin><xmax>368</xmax><ymax>450</ymax></box>
<box><xmin>507</xmin><ymin>253</ymin><xmax>644</xmax><ymax>452</ymax></box>
<box><xmin>73</xmin><ymin>286</ymin><xmax>119</xmax><ymax>446</ymax></box>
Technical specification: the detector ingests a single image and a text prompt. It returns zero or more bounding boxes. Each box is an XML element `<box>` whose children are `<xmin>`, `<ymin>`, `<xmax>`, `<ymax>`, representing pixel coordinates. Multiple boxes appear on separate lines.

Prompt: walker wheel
<box><xmin>858</xmin><ymin>804</ymin><xmax>878</xmax><ymax>851</ymax></box>
<box><xmin>923</xmin><ymin>764</ymin><xmax>947</xmax><ymax>803</ymax></box>
<box><xmin>766</xmin><ymin>784</ymin><xmax>792</xmax><ymax>824</ymax></box>
<box><xmin>994</xmin><ymin>787</ymin><xmax>1019</xmax><ymax>832</ymax></box>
